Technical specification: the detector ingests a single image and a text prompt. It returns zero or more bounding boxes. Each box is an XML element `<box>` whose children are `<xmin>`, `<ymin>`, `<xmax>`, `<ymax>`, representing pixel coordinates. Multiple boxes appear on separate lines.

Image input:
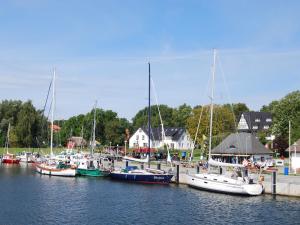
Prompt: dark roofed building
<box><xmin>211</xmin><ymin>132</ymin><xmax>272</xmax><ymax>156</ymax></box>
<box><xmin>237</xmin><ymin>111</ymin><xmax>272</xmax><ymax>133</ymax></box>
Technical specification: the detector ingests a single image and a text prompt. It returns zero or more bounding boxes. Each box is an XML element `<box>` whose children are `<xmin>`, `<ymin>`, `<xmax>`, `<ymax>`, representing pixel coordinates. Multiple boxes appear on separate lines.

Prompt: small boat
<box><xmin>2</xmin><ymin>153</ymin><xmax>20</xmax><ymax>164</ymax></box>
<box><xmin>2</xmin><ymin>123</ymin><xmax>20</xmax><ymax>164</ymax></box>
<box><xmin>35</xmin><ymin>161</ymin><xmax>76</xmax><ymax>177</ymax></box>
<box><xmin>35</xmin><ymin>69</ymin><xmax>76</xmax><ymax>177</ymax></box>
<box><xmin>76</xmin><ymin>158</ymin><xmax>110</xmax><ymax>177</ymax></box>
<box><xmin>187</xmin><ymin>159</ymin><xmax>263</xmax><ymax>196</ymax></box>
<box><xmin>186</xmin><ymin>50</ymin><xmax>263</xmax><ymax>196</ymax></box>
<box><xmin>111</xmin><ymin>165</ymin><xmax>173</xmax><ymax>184</ymax></box>
<box><xmin>17</xmin><ymin>152</ymin><xmax>34</xmax><ymax>163</ymax></box>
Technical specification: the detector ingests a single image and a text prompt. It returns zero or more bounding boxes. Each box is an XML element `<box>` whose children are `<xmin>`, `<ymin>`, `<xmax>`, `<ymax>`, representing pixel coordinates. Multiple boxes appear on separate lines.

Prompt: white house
<box><xmin>285</xmin><ymin>139</ymin><xmax>300</xmax><ymax>173</ymax></box>
<box><xmin>129</xmin><ymin>127</ymin><xmax>194</xmax><ymax>150</ymax></box>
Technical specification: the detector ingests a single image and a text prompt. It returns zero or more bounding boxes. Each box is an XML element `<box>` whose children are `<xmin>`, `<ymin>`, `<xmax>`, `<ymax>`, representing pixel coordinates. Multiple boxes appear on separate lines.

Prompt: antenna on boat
<box><xmin>148</xmin><ymin>62</ymin><xmax>151</xmax><ymax>168</ymax></box>
<box><xmin>208</xmin><ymin>49</ymin><xmax>216</xmax><ymax>161</ymax></box>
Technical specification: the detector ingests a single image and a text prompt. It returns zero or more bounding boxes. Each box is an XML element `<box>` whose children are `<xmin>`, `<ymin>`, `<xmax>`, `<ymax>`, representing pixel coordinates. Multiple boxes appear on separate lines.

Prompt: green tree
<box><xmin>224</xmin><ymin>103</ymin><xmax>249</xmax><ymax>123</ymax></box>
<box><xmin>187</xmin><ymin>104</ymin><xmax>235</xmax><ymax>154</ymax></box>
<box><xmin>132</xmin><ymin>105</ymin><xmax>175</xmax><ymax>130</ymax></box>
<box><xmin>15</xmin><ymin>101</ymin><xmax>42</xmax><ymax>147</ymax></box>
<box><xmin>262</xmin><ymin>91</ymin><xmax>300</xmax><ymax>154</ymax></box>
<box><xmin>172</xmin><ymin>103</ymin><xmax>192</xmax><ymax>127</ymax></box>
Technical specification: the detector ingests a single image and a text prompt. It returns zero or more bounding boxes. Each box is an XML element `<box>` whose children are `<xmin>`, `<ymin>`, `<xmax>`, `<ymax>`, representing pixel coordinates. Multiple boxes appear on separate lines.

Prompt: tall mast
<box><xmin>208</xmin><ymin>49</ymin><xmax>216</xmax><ymax>160</ymax></box>
<box><xmin>92</xmin><ymin>100</ymin><xmax>97</xmax><ymax>156</ymax></box>
<box><xmin>148</xmin><ymin>62</ymin><xmax>151</xmax><ymax>168</ymax></box>
<box><xmin>50</xmin><ymin>68</ymin><xmax>56</xmax><ymax>157</ymax></box>
<box><xmin>289</xmin><ymin>120</ymin><xmax>291</xmax><ymax>173</ymax></box>
<box><xmin>6</xmin><ymin>123</ymin><xmax>10</xmax><ymax>154</ymax></box>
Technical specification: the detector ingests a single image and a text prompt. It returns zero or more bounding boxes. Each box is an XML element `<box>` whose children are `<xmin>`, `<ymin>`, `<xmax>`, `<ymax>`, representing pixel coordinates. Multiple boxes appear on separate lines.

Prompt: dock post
<box><xmin>272</xmin><ymin>171</ymin><xmax>277</xmax><ymax>195</ymax></box>
<box><xmin>112</xmin><ymin>159</ymin><xmax>114</xmax><ymax>170</ymax></box>
<box><xmin>141</xmin><ymin>164</ymin><xmax>144</xmax><ymax>170</ymax></box>
<box><xmin>176</xmin><ymin>164</ymin><xmax>180</xmax><ymax>184</ymax></box>
<box><xmin>157</xmin><ymin>163</ymin><xmax>161</xmax><ymax>170</ymax></box>
<box><xmin>196</xmin><ymin>165</ymin><xmax>200</xmax><ymax>174</ymax></box>
<box><xmin>126</xmin><ymin>160</ymin><xmax>128</xmax><ymax>167</ymax></box>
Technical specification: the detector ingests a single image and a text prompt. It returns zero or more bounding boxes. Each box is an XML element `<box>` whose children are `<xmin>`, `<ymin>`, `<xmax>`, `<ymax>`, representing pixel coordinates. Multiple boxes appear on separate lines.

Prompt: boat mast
<box><xmin>148</xmin><ymin>62</ymin><xmax>151</xmax><ymax>168</ymax></box>
<box><xmin>5</xmin><ymin>123</ymin><xmax>10</xmax><ymax>154</ymax></box>
<box><xmin>92</xmin><ymin>100</ymin><xmax>97</xmax><ymax>156</ymax></box>
<box><xmin>289</xmin><ymin>120</ymin><xmax>291</xmax><ymax>173</ymax></box>
<box><xmin>50</xmin><ymin>69</ymin><xmax>56</xmax><ymax>157</ymax></box>
<box><xmin>208</xmin><ymin>49</ymin><xmax>216</xmax><ymax>160</ymax></box>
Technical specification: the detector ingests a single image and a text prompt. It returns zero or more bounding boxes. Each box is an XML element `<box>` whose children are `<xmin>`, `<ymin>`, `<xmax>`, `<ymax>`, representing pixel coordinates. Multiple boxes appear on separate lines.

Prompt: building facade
<box><xmin>129</xmin><ymin>127</ymin><xmax>194</xmax><ymax>150</ymax></box>
<box><xmin>237</xmin><ymin>111</ymin><xmax>272</xmax><ymax>133</ymax></box>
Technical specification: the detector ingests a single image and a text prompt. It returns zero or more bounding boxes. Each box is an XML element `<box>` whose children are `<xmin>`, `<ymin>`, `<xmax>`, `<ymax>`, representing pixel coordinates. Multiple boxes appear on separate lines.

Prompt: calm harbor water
<box><xmin>0</xmin><ymin>164</ymin><xmax>299</xmax><ymax>225</ymax></box>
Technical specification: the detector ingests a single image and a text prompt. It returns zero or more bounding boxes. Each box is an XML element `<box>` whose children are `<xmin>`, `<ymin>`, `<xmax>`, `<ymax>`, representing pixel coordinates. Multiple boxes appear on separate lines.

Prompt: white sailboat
<box><xmin>186</xmin><ymin>50</ymin><xmax>263</xmax><ymax>196</ymax></box>
<box><xmin>35</xmin><ymin>69</ymin><xmax>76</xmax><ymax>177</ymax></box>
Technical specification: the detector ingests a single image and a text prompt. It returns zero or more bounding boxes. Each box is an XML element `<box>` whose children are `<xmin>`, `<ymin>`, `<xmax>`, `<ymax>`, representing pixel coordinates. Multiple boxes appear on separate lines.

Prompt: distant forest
<box><xmin>0</xmin><ymin>90</ymin><xmax>299</xmax><ymax>155</ymax></box>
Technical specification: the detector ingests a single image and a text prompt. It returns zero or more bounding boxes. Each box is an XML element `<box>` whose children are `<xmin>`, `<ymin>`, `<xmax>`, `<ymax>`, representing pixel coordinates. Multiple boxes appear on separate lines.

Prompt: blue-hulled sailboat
<box><xmin>110</xmin><ymin>63</ymin><xmax>173</xmax><ymax>184</ymax></box>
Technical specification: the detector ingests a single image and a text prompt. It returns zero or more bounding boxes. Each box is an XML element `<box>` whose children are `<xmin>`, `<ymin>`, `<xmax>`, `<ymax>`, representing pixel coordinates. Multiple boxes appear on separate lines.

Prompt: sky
<box><xmin>0</xmin><ymin>0</ymin><xmax>300</xmax><ymax>121</ymax></box>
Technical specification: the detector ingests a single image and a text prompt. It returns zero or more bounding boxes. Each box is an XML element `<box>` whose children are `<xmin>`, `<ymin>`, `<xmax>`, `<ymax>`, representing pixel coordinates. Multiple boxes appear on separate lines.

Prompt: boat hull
<box><xmin>76</xmin><ymin>168</ymin><xmax>110</xmax><ymax>177</ymax></box>
<box><xmin>2</xmin><ymin>159</ymin><xmax>20</xmax><ymax>164</ymax></box>
<box><xmin>187</xmin><ymin>174</ymin><xmax>263</xmax><ymax>196</ymax></box>
<box><xmin>35</xmin><ymin>164</ymin><xmax>76</xmax><ymax>177</ymax></box>
<box><xmin>110</xmin><ymin>172</ymin><xmax>173</xmax><ymax>184</ymax></box>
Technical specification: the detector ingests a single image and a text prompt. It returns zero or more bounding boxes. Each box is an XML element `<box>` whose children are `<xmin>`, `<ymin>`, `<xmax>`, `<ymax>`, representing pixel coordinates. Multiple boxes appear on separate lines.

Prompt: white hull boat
<box><xmin>35</xmin><ymin>163</ymin><xmax>76</xmax><ymax>177</ymax></box>
<box><xmin>187</xmin><ymin>173</ymin><xmax>263</xmax><ymax>196</ymax></box>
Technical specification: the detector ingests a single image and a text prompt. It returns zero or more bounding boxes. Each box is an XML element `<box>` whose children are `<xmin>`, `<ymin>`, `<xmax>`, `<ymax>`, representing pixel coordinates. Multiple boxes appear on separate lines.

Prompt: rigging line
<box><xmin>190</xmin><ymin>68</ymin><xmax>211</xmax><ymax>161</ymax></box>
<box><xmin>150</xmin><ymin>77</ymin><xmax>172</xmax><ymax>164</ymax></box>
<box><xmin>150</xmin><ymin>77</ymin><xmax>166</xmax><ymax>140</ymax></box>
<box><xmin>42</xmin><ymin>79</ymin><xmax>52</xmax><ymax>116</ymax></box>
<box><xmin>217</xmin><ymin>53</ymin><xmax>243</xmax><ymax>158</ymax></box>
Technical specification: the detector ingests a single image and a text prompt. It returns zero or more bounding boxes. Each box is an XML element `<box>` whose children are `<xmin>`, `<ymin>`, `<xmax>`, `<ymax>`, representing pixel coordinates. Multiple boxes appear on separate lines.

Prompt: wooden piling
<box><xmin>272</xmin><ymin>171</ymin><xmax>276</xmax><ymax>195</ymax></box>
<box><xmin>157</xmin><ymin>163</ymin><xmax>161</xmax><ymax>170</ymax></box>
<box><xmin>176</xmin><ymin>164</ymin><xmax>179</xmax><ymax>184</ymax></box>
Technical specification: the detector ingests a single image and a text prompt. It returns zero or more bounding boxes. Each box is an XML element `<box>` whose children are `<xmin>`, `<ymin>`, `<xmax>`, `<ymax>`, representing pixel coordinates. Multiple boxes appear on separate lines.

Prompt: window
<box><xmin>171</xmin><ymin>143</ymin><xmax>175</xmax><ymax>149</ymax></box>
<box><xmin>253</xmin><ymin>126</ymin><xmax>258</xmax><ymax>129</ymax></box>
<box><xmin>266</xmin><ymin>118</ymin><xmax>272</xmax><ymax>122</ymax></box>
<box><xmin>264</xmin><ymin>125</ymin><xmax>269</xmax><ymax>129</ymax></box>
<box><xmin>136</xmin><ymin>135</ymin><xmax>139</xmax><ymax>140</ymax></box>
<box><xmin>255</xmin><ymin>118</ymin><xmax>260</xmax><ymax>122</ymax></box>
<box><xmin>143</xmin><ymin>143</ymin><xmax>148</xmax><ymax>147</ymax></box>
<box><xmin>142</xmin><ymin>135</ymin><xmax>145</xmax><ymax>140</ymax></box>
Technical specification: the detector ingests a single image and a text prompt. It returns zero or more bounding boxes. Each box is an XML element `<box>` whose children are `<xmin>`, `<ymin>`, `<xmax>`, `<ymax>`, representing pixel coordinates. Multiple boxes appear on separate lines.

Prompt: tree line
<box><xmin>0</xmin><ymin>90</ymin><xmax>299</xmax><ymax>151</ymax></box>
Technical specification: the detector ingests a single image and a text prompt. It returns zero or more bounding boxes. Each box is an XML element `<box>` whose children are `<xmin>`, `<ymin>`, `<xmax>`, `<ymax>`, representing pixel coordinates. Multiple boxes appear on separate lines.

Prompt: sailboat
<box><xmin>2</xmin><ymin>123</ymin><xmax>20</xmax><ymax>164</ymax></box>
<box><xmin>110</xmin><ymin>63</ymin><xmax>173</xmax><ymax>184</ymax></box>
<box><xmin>186</xmin><ymin>50</ymin><xmax>263</xmax><ymax>195</ymax></box>
<box><xmin>35</xmin><ymin>69</ymin><xmax>76</xmax><ymax>177</ymax></box>
<box><xmin>76</xmin><ymin>101</ymin><xmax>110</xmax><ymax>177</ymax></box>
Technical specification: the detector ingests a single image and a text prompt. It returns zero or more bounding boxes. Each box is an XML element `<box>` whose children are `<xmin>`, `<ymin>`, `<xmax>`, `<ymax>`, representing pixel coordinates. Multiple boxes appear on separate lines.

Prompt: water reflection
<box><xmin>0</xmin><ymin>164</ymin><xmax>299</xmax><ymax>225</ymax></box>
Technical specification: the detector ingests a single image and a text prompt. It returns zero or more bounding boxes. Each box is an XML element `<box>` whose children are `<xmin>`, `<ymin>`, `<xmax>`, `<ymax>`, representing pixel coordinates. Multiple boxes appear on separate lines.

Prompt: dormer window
<box><xmin>255</xmin><ymin>119</ymin><xmax>260</xmax><ymax>122</ymax></box>
<box><xmin>253</xmin><ymin>126</ymin><xmax>258</xmax><ymax>129</ymax></box>
<box><xmin>266</xmin><ymin>118</ymin><xmax>272</xmax><ymax>122</ymax></box>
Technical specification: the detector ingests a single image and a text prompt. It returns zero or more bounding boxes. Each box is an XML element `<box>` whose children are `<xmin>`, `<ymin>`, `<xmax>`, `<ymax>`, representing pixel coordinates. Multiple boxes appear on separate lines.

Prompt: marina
<box><xmin>1</xmin><ymin>1</ymin><xmax>300</xmax><ymax>224</ymax></box>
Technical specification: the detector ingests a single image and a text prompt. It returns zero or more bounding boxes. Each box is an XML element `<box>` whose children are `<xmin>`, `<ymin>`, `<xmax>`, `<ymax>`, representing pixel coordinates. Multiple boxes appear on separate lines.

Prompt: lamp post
<box><xmin>125</xmin><ymin>140</ymin><xmax>127</xmax><ymax>156</ymax></box>
<box><xmin>294</xmin><ymin>143</ymin><xmax>298</xmax><ymax>175</ymax></box>
<box><xmin>117</xmin><ymin>144</ymin><xmax>119</xmax><ymax>158</ymax></box>
<box><xmin>109</xmin><ymin>141</ymin><xmax>112</xmax><ymax>154</ymax></box>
